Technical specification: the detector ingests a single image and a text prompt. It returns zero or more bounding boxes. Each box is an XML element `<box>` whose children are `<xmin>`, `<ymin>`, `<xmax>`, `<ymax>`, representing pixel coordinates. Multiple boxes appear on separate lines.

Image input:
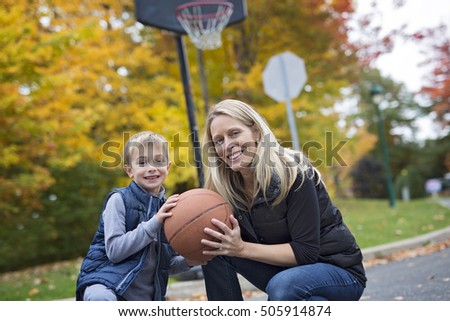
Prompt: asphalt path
<box><xmin>361</xmin><ymin>245</ymin><xmax>450</xmax><ymax>301</ymax></box>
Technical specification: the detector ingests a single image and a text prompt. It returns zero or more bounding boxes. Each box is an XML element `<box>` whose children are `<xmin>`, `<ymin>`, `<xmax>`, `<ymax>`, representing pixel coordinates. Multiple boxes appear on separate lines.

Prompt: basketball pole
<box><xmin>196</xmin><ymin>48</ymin><xmax>210</xmax><ymax>115</ymax></box>
<box><xmin>175</xmin><ymin>35</ymin><xmax>204</xmax><ymax>187</ymax></box>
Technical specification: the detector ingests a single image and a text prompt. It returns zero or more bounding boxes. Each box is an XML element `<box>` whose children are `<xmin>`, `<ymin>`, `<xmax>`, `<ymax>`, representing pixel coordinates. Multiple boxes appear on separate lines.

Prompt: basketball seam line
<box><xmin>166</xmin><ymin>202</ymin><xmax>228</xmax><ymax>243</ymax></box>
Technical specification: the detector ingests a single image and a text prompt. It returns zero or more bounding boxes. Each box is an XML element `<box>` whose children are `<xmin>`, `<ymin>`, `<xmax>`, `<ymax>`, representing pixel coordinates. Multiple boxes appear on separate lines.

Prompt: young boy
<box><xmin>76</xmin><ymin>131</ymin><xmax>204</xmax><ymax>301</ymax></box>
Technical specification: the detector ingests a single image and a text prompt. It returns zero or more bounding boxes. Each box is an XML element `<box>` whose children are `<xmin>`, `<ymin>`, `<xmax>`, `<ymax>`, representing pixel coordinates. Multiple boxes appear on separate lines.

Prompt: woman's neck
<box><xmin>240</xmin><ymin>169</ymin><xmax>256</xmax><ymax>199</ymax></box>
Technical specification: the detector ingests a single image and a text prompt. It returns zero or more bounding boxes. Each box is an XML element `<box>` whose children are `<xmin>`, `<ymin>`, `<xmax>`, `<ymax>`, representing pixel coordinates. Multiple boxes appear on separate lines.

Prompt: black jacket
<box><xmin>234</xmin><ymin>169</ymin><xmax>366</xmax><ymax>286</ymax></box>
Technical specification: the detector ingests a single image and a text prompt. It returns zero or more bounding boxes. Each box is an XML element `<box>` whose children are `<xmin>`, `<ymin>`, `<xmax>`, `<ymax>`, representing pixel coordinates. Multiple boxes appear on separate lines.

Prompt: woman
<box><xmin>200</xmin><ymin>99</ymin><xmax>366</xmax><ymax>301</ymax></box>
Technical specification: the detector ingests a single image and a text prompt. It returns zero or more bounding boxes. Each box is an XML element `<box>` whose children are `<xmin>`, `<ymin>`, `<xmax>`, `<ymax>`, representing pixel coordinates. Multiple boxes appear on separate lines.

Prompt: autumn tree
<box><xmin>186</xmin><ymin>0</ymin><xmax>375</xmax><ymax>193</ymax></box>
<box><xmin>420</xmin><ymin>34</ymin><xmax>450</xmax><ymax>175</ymax></box>
<box><xmin>422</xmin><ymin>37</ymin><xmax>450</xmax><ymax>127</ymax></box>
<box><xmin>1</xmin><ymin>0</ymin><xmax>380</xmax><ymax>270</ymax></box>
<box><xmin>0</xmin><ymin>0</ymin><xmax>195</xmax><ymax>270</ymax></box>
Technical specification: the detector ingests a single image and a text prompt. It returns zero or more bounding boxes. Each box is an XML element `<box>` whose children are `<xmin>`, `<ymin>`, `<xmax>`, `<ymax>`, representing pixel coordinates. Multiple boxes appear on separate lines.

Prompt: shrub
<box><xmin>0</xmin><ymin>162</ymin><xmax>123</xmax><ymax>273</ymax></box>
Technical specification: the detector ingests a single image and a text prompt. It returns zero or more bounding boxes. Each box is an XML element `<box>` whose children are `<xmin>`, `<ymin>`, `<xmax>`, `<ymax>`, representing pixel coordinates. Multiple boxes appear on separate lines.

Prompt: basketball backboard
<box><xmin>134</xmin><ymin>0</ymin><xmax>247</xmax><ymax>34</ymax></box>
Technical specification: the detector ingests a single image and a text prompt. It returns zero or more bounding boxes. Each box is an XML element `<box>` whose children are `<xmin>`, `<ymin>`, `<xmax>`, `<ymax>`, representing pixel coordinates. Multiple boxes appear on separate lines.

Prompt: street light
<box><xmin>370</xmin><ymin>84</ymin><xmax>396</xmax><ymax>208</ymax></box>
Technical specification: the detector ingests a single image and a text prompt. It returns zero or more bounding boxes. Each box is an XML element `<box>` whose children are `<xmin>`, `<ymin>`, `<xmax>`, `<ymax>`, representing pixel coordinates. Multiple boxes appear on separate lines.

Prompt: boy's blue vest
<box><xmin>75</xmin><ymin>181</ymin><xmax>174</xmax><ymax>300</ymax></box>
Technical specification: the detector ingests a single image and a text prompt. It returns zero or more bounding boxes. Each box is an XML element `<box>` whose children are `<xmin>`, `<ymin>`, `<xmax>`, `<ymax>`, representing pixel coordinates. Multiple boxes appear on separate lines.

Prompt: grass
<box><xmin>0</xmin><ymin>259</ymin><xmax>82</xmax><ymax>301</ymax></box>
<box><xmin>334</xmin><ymin>197</ymin><xmax>450</xmax><ymax>248</ymax></box>
<box><xmin>0</xmin><ymin>197</ymin><xmax>449</xmax><ymax>301</ymax></box>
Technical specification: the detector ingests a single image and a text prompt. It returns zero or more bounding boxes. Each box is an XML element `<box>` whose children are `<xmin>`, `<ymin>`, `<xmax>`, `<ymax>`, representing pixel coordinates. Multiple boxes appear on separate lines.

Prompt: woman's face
<box><xmin>209</xmin><ymin>115</ymin><xmax>259</xmax><ymax>172</ymax></box>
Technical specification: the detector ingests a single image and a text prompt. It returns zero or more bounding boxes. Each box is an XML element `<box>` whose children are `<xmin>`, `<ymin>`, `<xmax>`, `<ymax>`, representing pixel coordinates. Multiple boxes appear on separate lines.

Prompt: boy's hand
<box><xmin>155</xmin><ymin>194</ymin><xmax>179</xmax><ymax>224</ymax></box>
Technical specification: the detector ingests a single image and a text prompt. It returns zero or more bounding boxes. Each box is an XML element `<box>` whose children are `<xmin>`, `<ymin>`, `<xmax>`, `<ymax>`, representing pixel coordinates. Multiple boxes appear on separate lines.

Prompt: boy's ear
<box><xmin>166</xmin><ymin>161</ymin><xmax>172</xmax><ymax>172</ymax></box>
<box><xmin>124</xmin><ymin>165</ymin><xmax>133</xmax><ymax>178</ymax></box>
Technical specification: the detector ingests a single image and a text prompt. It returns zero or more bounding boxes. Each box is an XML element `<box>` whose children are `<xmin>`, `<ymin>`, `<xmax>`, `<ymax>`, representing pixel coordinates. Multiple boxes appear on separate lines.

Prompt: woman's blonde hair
<box><xmin>202</xmin><ymin>99</ymin><xmax>317</xmax><ymax>211</ymax></box>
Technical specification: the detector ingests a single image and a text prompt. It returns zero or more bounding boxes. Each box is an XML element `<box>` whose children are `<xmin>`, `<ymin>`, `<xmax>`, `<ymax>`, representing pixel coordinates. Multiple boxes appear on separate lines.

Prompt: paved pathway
<box><xmin>361</xmin><ymin>245</ymin><xmax>450</xmax><ymax>300</ymax></box>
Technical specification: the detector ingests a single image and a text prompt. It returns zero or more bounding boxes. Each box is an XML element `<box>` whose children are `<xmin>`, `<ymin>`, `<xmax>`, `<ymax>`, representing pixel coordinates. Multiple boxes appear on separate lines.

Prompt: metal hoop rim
<box><xmin>176</xmin><ymin>1</ymin><xmax>234</xmax><ymax>11</ymax></box>
<box><xmin>176</xmin><ymin>1</ymin><xmax>234</xmax><ymax>20</ymax></box>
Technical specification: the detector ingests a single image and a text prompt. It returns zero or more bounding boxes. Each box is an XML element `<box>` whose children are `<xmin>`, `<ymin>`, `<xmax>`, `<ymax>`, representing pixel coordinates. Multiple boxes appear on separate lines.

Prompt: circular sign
<box><xmin>425</xmin><ymin>179</ymin><xmax>442</xmax><ymax>193</ymax></box>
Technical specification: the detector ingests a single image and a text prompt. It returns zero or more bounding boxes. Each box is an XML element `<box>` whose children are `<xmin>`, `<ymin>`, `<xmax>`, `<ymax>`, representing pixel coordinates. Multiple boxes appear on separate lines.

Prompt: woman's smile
<box><xmin>210</xmin><ymin>115</ymin><xmax>258</xmax><ymax>172</ymax></box>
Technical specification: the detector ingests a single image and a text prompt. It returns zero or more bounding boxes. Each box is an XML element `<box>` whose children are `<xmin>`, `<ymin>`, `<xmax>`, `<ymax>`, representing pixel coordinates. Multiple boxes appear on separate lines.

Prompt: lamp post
<box><xmin>370</xmin><ymin>84</ymin><xmax>396</xmax><ymax>208</ymax></box>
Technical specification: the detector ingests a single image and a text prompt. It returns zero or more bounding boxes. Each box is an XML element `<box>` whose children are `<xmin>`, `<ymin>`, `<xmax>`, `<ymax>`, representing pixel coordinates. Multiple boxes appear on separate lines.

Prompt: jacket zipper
<box><xmin>115</xmin><ymin>196</ymin><xmax>154</xmax><ymax>294</ymax></box>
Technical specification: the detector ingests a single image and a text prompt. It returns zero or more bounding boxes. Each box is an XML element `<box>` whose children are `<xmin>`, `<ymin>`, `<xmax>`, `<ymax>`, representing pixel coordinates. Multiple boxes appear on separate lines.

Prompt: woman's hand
<box><xmin>155</xmin><ymin>194</ymin><xmax>179</xmax><ymax>224</ymax></box>
<box><xmin>201</xmin><ymin>215</ymin><xmax>245</xmax><ymax>257</ymax></box>
<box><xmin>202</xmin><ymin>214</ymin><xmax>298</xmax><ymax>266</ymax></box>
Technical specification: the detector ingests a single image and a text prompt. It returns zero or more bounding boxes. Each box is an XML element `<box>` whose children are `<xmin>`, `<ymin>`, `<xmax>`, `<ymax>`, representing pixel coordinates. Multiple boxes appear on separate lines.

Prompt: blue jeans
<box><xmin>201</xmin><ymin>256</ymin><xmax>365</xmax><ymax>301</ymax></box>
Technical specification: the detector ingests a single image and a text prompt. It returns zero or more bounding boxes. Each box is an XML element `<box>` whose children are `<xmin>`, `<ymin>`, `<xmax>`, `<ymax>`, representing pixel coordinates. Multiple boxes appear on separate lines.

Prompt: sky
<box><xmin>352</xmin><ymin>0</ymin><xmax>450</xmax><ymax>92</ymax></box>
<box><xmin>350</xmin><ymin>0</ymin><xmax>450</xmax><ymax>140</ymax></box>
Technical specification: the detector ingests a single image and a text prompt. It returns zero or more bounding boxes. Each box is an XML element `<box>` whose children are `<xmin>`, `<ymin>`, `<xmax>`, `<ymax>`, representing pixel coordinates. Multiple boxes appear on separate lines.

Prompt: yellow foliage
<box><xmin>0</xmin><ymin>146</ymin><xmax>20</xmax><ymax>169</ymax></box>
<box><xmin>1</xmin><ymin>0</ymin><xmax>378</xmax><ymax>212</ymax></box>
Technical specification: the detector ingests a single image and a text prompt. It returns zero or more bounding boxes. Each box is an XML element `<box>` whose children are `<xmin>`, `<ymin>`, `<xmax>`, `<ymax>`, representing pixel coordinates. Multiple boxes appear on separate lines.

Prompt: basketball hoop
<box><xmin>176</xmin><ymin>1</ymin><xmax>234</xmax><ymax>50</ymax></box>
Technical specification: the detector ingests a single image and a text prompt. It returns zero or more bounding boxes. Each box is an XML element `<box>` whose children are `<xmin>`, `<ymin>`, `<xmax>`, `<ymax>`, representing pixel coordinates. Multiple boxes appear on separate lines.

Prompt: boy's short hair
<box><xmin>123</xmin><ymin>131</ymin><xmax>169</xmax><ymax>167</ymax></box>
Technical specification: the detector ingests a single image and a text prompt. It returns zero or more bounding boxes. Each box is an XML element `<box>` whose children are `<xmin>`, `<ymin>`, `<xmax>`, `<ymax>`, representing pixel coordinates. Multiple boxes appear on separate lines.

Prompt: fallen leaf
<box><xmin>28</xmin><ymin>288</ymin><xmax>40</xmax><ymax>296</ymax></box>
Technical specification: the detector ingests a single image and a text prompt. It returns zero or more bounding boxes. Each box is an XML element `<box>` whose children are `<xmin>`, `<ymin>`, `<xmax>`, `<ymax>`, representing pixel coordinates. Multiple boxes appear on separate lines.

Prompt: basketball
<box><xmin>164</xmin><ymin>188</ymin><xmax>233</xmax><ymax>261</ymax></box>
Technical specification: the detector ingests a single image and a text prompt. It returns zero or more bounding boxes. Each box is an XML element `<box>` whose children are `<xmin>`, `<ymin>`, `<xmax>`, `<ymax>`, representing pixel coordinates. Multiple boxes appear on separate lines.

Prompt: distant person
<box><xmin>76</xmin><ymin>131</ymin><xmax>205</xmax><ymax>301</ymax></box>
<box><xmin>200</xmin><ymin>99</ymin><xmax>366</xmax><ymax>300</ymax></box>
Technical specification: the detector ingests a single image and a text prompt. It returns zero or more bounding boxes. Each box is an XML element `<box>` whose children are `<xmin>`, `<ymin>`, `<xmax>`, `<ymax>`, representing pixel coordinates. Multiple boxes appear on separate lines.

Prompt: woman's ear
<box><xmin>251</xmin><ymin>125</ymin><xmax>261</xmax><ymax>143</ymax></box>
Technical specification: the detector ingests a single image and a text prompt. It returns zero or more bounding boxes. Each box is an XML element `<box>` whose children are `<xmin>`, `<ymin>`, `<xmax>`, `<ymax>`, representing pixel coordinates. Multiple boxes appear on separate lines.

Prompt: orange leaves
<box><xmin>420</xmin><ymin>38</ymin><xmax>450</xmax><ymax>127</ymax></box>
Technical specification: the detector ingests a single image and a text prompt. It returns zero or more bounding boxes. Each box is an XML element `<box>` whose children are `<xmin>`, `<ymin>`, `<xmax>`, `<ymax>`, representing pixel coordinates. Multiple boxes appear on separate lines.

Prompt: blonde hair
<box><xmin>123</xmin><ymin>131</ymin><xmax>168</xmax><ymax>167</ymax></box>
<box><xmin>202</xmin><ymin>99</ymin><xmax>317</xmax><ymax>211</ymax></box>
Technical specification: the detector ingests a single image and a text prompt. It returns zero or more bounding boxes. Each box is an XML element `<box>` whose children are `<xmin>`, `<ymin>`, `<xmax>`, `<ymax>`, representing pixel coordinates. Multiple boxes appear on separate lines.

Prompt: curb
<box><xmin>361</xmin><ymin>225</ymin><xmax>450</xmax><ymax>261</ymax></box>
<box><xmin>362</xmin><ymin>198</ymin><xmax>450</xmax><ymax>261</ymax></box>
<box><xmin>166</xmin><ymin>274</ymin><xmax>257</xmax><ymax>300</ymax></box>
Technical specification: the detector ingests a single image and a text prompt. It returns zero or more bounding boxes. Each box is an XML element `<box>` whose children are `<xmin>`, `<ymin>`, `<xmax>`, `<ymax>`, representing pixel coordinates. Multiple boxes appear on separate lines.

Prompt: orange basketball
<box><xmin>164</xmin><ymin>188</ymin><xmax>233</xmax><ymax>261</ymax></box>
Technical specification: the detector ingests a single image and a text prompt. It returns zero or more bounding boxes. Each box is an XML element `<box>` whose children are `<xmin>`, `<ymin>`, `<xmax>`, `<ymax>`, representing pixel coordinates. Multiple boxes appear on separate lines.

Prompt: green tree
<box><xmin>346</xmin><ymin>69</ymin><xmax>432</xmax><ymax>197</ymax></box>
<box><xmin>350</xmin><ymin>155</ymin><xmax>386</xmax><ymax>198</ymax></box>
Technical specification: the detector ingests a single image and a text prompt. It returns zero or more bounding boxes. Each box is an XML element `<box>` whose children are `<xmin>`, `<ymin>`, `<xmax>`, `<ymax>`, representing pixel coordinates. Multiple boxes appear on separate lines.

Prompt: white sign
<box><xmin>262</xmin><ymin>51</ymin><xmax>307</xmax><ymax>151</ymax></box>
<box><xmin>262</xmin><ymin>51</ymin><xmax>307</xmax><ymax>102</ymax></box>
<box><xmin>425</xmin><ymin>179</ymin><xmax>442</xmax><ymax>194</ymax></box>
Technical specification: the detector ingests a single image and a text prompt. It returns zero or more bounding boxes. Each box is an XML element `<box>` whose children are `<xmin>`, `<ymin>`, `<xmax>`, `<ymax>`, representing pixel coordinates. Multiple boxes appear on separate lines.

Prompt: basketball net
<box><xmin>176</xmin><ymin>1</ymin><xmax>234</xmax><ymax>50</ymax></box>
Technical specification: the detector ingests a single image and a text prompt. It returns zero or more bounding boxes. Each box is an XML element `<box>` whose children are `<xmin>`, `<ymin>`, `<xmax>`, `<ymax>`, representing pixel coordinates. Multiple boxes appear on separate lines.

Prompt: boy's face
<box><xmin>124</xmin><ymin>142</ymin><xmax>170</xmax><ymax>194</ymax></box>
